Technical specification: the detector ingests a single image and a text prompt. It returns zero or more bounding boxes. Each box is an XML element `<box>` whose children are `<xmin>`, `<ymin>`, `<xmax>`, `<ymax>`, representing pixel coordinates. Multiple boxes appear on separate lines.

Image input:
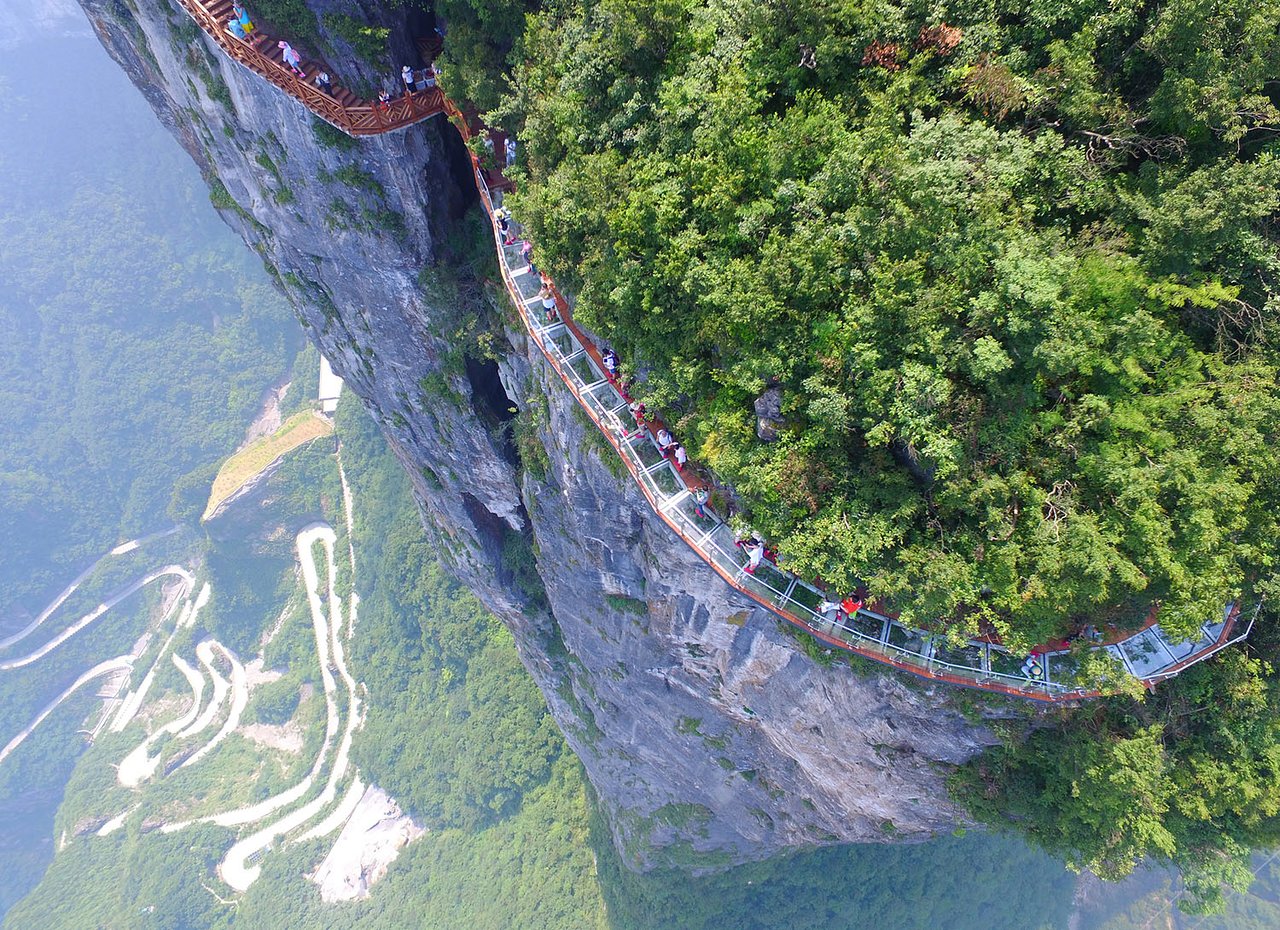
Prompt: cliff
<box><xmin>77</xmin><ymin>0</ymin><xmax>999</xmax><ymax>868</ymax></box>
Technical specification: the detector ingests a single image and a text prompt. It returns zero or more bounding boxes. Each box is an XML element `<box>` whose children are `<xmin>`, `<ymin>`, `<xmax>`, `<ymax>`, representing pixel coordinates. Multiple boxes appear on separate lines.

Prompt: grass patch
<box><xmin>605</xmin><ymin>593</ymin><xmax>647</xmax><ymax>615</ymax></box>
<box><xmin>322</xmin><ymin>13</ymin><xmax>390</xmax><ymax>66</ymax></box>
<box><xmin>247</xmin><ymin>0</ymin><xmax>318</xmax><ymax>43</ymax></box>
<box><xmin>203</xmin><ymin>412</ymin><xmax>333</xmax><ymax>520</ymax></box>
<box><xmin>572</xmin><ymin>404</ymin><xmax>627</xmax><ymax>479</ymax></box>
<box><xmin>513</xmin><ymin>394</ymin><xmax>551</xmax><ymax>481</ymax></box>
<box><xmin>322</xmin><ymin>164</ymin><xmax>385</xmax><ymax>197</ymax></box>
<box><xmin>311</xmin><ymin>117</ymin><xmax>358</xmax><ymax>150</ymax></box>
<box><xmin>777</xmin><ymin>619</ymin><xmax>837</xmax><ymax>667</ymax></box>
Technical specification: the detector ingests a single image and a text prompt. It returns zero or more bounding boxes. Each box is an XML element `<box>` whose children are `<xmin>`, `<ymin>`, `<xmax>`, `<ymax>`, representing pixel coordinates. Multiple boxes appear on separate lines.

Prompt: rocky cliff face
<box><xmin>79</xmin><ymin>0</ymin><xmax>1000</xmax><ymax>868</ymax></box>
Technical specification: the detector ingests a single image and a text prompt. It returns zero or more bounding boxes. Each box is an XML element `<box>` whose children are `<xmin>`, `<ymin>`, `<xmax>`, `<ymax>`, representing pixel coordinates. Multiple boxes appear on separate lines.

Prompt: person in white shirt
<box><xmin>278</xmin><ymin>41</ymin><xmax>305</xmax><ymax>77</ymax></box>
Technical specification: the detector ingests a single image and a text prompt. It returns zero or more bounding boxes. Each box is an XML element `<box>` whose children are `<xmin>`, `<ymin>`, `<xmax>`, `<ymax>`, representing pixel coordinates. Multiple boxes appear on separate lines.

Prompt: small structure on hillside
<box><xmin>318</xmin><ymin>355</ymin><xmax>343</xmax><ymax>416</ymax></box>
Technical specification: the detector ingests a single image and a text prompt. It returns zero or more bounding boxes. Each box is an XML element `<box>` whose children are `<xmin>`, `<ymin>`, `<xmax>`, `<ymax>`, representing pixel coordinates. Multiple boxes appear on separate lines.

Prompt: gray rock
<box><xmin>754</xmin><ymin>384</ymin><xmax>785</xmax><ymax>441</ymax></box>
<box><xmin>78</xmin><ymin>0</ymin><xmax>1000</xmax><ymax>871</ymax></box>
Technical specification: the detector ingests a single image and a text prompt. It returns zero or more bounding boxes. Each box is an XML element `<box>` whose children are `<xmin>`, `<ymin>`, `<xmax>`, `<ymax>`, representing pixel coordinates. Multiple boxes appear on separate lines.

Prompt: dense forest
<box><xmin>0</xmin><ymin>37</ymin><xmax>298</xmax><ymax>917</ymax></box>
<box><xmin>0</xmin><ymin>40</ymin><xmax>297</xmax><ymax>621</ymax></box>
<box><xmin>444</xmin><ymin>0</ymin><xmax>1280</xmax><ymax>650</ymax></box>
<box><xmin>431</xmin><ymin>0</ymin><xmax>1280</xmax><ymax>914</ymax></box>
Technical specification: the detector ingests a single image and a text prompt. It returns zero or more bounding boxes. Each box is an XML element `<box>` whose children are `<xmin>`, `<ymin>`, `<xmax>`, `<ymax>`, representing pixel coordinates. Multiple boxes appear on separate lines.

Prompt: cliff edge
<box><xmin>78</xmin><ymin>0</ymin><xmax>999</xmax><ymax>868</ymax></box>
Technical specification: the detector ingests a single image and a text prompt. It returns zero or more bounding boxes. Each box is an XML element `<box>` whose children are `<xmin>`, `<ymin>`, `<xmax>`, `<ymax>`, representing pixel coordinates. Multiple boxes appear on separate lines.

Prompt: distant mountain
<box><xmin>0</xmin><ymin>0</ymin><xmax>90</xmax><ymax>48</ymax></box>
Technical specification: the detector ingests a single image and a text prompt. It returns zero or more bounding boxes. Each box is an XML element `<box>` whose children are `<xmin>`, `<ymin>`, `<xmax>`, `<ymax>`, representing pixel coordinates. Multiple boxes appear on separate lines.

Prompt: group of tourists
<box><xmin>602</xmin><ymin>350</ymin><xmax>692</xmax><ymax>472</ymax></box>
<box><xmin>222</xmin><ymin>4</ymin><xmax>311</xmax><ymax>80</ymax></box>
<box><xmin>378</xmin><ymin>63</ymin><xmax>438</xmax><ymax>110</ymax></box>
<box><xmin>818</xmin><ymin>594</ymin><xmax>866</xmax><ymax>624</ymax></box>
<box><xmin>402</xmin><ymin>64</ymin><xmax>438</xmax><ymax>93</ymax></box>
<box><xmin>483</xmin><ymin>139</ymin><xmax>856</xmax><ymax>607</ymax></box>
<box><xmin>224</xmin><ymin>5</ymin><xmax>440</xmax><ymax>111</ymax></box>
<box><xmin>226</xmin><ymin>2</ymin><xmax>254</xmax><ymax>39</ymax></box>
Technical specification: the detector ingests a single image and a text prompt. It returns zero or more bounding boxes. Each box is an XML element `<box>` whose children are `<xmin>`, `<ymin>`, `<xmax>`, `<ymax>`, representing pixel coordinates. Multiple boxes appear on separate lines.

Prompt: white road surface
<box><xmin>295</xmin><ymin>775</ymin><xmax>365</xmax><ymax>843</ymax></box>
<box><xmin>117</xmin><ymin>652</ymin><xmax>206</xmax><ymax>788</ymax></box>
<box><xmin>0</xmin><ymin>566</ymin><xmax>195</xmax><ymax>671</ymax></box>
<box><xmin>180</xmin><ymin>641</ymin><xmax>247</xmax><ymax>769</ymax></box>
<box><xmin>177</xmin><ymin>639</ymin><xmax>230</xmax><ymax>741</ymax></box>
<box><xmin>0</xmin><ymin>526</ymin><xmax>178</xmax><ymax>651</ymax></box>
<box><xmin>96</xmin><ymin>808</ymin><xmax>133</xmax><ymax>837</ymax></box>
<box><xmin>0</xmin><ymin>657</ymin><xmax>134</xmax><ymax>765</ymax></box>
<box><xmin>218</xmin><ymin>524</ymin><xmax>364</xmax><ymax>891</ymax></box>
<box><xmin>161</xmin><ymin>526</ymin><xmax>344</xmax><ymax>837</ymax></box>
<box><xmin>109</xmin><ymin>580</ymin><xmax>202</xmax><ymax>733</ymax></box>
<box><xmin>337</xmin><ymin>457</ymin><xmax>359</xmax><ymax>641</ymax></box>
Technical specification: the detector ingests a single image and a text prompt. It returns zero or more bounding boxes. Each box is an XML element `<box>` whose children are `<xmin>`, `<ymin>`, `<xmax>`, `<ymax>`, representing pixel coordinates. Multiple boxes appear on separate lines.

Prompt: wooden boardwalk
<box><xmin>174</xmin><ymin>0</ymin><xmax>444</xmax><ymax>135</ymax></box>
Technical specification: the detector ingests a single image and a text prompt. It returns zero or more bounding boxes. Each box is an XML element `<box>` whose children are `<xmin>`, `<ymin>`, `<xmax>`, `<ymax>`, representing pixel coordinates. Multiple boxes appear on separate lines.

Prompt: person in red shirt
<box><xmin>839</xmin><ymin>595</ymin><xmax>864</xmax><ymax>621</ymax></box>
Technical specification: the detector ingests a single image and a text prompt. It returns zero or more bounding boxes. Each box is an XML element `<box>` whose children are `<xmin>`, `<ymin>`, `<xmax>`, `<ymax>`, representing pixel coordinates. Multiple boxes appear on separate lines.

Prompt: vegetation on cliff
<box><xmin>0</xmin><ymin>40</ymin><xmax>296</xmax><ymax>620</ymax></box>
<box><xmin>954</xmin><ymin>618</ymin><xmax>1280</xmax><ymax>914</ymax></box>
<box><xmin>450</xmin><ymin>0</ymin><xmax>1280</xmax><ymax>652</ymax></box>
<box><xmin>433</xmin><ymin>0</ymin><xmax>1280</xmax><ymax>912</ymax></box>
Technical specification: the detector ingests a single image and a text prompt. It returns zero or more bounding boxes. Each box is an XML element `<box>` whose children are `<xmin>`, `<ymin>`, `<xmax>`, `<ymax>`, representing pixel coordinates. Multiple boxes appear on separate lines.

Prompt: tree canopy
<box><xmin>439</xmin><ymin>0</ymin><xmax>1280</xmax><ymax>649</ymax></box>
<box><xmin>431</xmin><ymin>0</ymin><xmax>1280</xmax><ymax>910</ymax></box>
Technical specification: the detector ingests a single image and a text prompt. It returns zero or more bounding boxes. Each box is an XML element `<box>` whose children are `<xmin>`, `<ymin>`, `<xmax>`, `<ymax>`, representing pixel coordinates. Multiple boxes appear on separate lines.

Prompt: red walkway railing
<box><xmin>175</xmin><ymin>5</ymin><xmax>1254</xmax><ymax>700</ymax></box>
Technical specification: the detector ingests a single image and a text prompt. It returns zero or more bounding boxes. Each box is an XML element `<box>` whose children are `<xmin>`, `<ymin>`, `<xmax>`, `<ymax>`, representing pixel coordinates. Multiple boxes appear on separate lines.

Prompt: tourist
<box><xmin>741</xmin><ymin>537</ymin><xmax>765</xmax><ymax>575</ymax></box>
<box><xmin>601</xmin><ymin>349</ymin><xmax>619</xmax><ymax>380</ymax></box>
<box><xmin>228</xmin><ymin>17</ymin><xmax>249</xmax><ymax>39</ymax></box>
<box><xmin>422</xmin><ymin>64</ymin><xmax>438</xmax><ymax>89</ymax></box>
<box><xmin>839</xmin><ymin>595</ymin><xmax>864</xmax><ymax>621</ymax></box>
<box><xmin>494</xmin><ymin>207</ymin><xmax>516</xmax><ymax>245</ymax></box>
<box><xmin>278</xmin><ymin>41</ymin><xmax>305</xmax><ymax>77</ymax></box>
<box><xmin>314</xmin><ymin>71</ymin><xmax>333</xmax><ymax>96</ymax></box>
<box><xmin>629</xmin><ymin>400</ymin><xmax>647</xmax><ymax>430</ymax></box>
<box><xmin>656</xmin><ymin>428</ymin><xmax>675</xmax><ymax>455</ymax></box>
<box><xmin>520</xmin><ymin>240</ymin><xmax>537</xmax><ymax>276</ymax></box>
<box><xmin>505</xmin><ymin>137</ymin><xmax>517</xmax><ymax>166</ymax></box>
<box><xmin>232</xmin><ymin>2</ymin><xmax>253</xmax><ymax>34</ymax></box>
<box><xmin>693</xmin><ymin>487</ymin><xmax>711</xmax><ymax>520</ymax></box>
<box><xmin>402</xmin><ymin>65</ymin><xmax>415</xmax><ymax>94</ymax></box>
<box><xmin>538</xmin><ymin>286</ymin><xmax>558</xmax><ymax>323</ymax></box>
<box><xmin>377</xmin><ymin>89</ymin><xmax>391</xmax><ymax>111</ymax></box>
<box><xmin>672</xmin><ymin>443</ymin><xmax>688</xmax><ymax>471</ymax></box>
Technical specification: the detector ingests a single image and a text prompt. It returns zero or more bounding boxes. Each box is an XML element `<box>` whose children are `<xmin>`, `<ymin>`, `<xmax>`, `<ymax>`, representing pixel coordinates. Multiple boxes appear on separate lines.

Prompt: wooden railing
<box><xmin>172</xmin><ymin>0</ymin><xmax>444</xmax><ymax>135</ymax></box>
<box><xmin>175</xmin><ymin>2</ymin><xmax>1254</xmax><ymax>700</ymax></box>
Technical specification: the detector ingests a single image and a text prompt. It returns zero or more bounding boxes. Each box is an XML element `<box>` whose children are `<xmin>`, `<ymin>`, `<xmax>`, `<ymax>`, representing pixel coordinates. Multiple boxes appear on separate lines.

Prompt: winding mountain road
<box><xmin>0</xmin><ymin>527</ymin><xmax>179</xmax><ymax>652</ymax></box>
<box><xmin>0</xmin><ymin>566</ymin><xmax>195</xmax><ymax>671</ymax></box>
<box><xmin>117</xmin><ymin>652</ymin><xmax>206</xmax><ymax>788</ymax></box>
<box><xmin>109</xmin><ymin>580</ymin><xmax>204</xmax><ymax>733</ymax></box>
<box><xmin>0</xmin><ymin>657</ymin><xmax>134</xmax><ymax>765</ymax></box>
<box><xmin>218</xmin><ymin>523</ymin><xmax>363</xmax><ymax>891</ymax></box>
<box><xmin>179</xmin><ymin>639</ymin><xmax>247</xmax><ymax>769</ymax></box>
<box><xmin>160</xmin><ymin>525</ymin><xmax>346</xmax><ymax>840</ymax></box>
